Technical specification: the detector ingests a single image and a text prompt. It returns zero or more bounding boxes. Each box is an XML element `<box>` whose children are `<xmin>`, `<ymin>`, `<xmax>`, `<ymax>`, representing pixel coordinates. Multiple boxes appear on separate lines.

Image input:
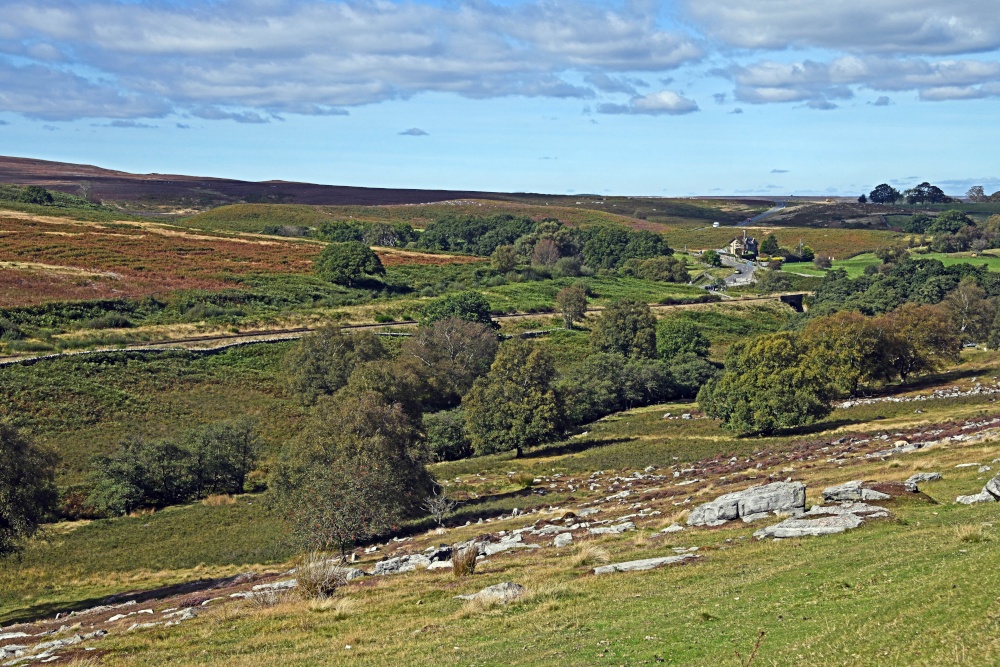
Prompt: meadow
<box><xmin>661</xmin><ymin>225</ymin><xmax>906</xmax><ymax>258</ymax></box>
<box><xmin>783</xmin><ymin>251</ymin><xmax>1000</xmax><ymax>278</ymax></box>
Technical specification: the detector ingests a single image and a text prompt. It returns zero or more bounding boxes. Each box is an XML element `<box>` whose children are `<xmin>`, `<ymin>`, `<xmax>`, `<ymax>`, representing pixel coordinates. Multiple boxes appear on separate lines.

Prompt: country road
<box><xmin>0</xmin><ymin>295</ymin><xmax>806</xmax><ymax>368</ymax></box>
<box><xmin>738</xmin><ymin>200</ymin><xmax>786</xmax><ymax>226</ymax></box>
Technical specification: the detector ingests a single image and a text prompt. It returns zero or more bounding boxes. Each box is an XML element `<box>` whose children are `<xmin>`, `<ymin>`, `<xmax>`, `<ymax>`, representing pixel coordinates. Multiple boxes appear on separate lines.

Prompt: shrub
<box><xmin>0</xmin><ymin>425</ymin><xmax>59</xmax><ymax>556</ymax></box>
<box><xmin>83</xmin><ymin>313</ymin><xmax>133</xmax><ymax>329</ymax></box>
<box><xmin>296</xmin><ymin>553</ymin><xmax>350</xmax><ymax>599</ymax></box>
<box><xmin>315</xmin><ymin>241</ymin><xmax>385</xmax><ymax>286</ymax></box>
<box><xmin>419</xmin><ymin>291</ymin><xmax>496</xmax><ymax>328</ymax></box>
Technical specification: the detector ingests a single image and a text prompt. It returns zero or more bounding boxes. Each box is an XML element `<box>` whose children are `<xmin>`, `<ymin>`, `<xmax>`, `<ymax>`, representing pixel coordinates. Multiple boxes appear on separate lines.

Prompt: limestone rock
<box><xmin>588</xmin><ymin>521</ymin><xmax>636</xmax><ymax>535</ymax></box>
<box><xmin>754</xmin><ymin>513</ymin><xmax>864</xmax><ymax>539</ymax></box>
<box><xmin>956</xmin><ymin>491</ymin><xmax>996</xmax><ymax>505</ymax></box>
<box><xmin>455</xmin><ymin>582</ymin><xmax>526</xmax><ymax>604</ymax></box>
<box><xmin>660</xmin><ymin>523</ymin><xmax>685</xmax><ymax>533</ymax></box>
<box><xmin>593</xmin><ymin>553</ymin><xmax>698</xmax><ymax>575</ymax></box>
<box><xmin>554</xmin><ymin>532</ymin><xmax>573</xmax><ymax>548</ymax></box>
<box><xmin>904</xmin><ymin>472</ymin><xmax>942</xmax><ymax>492</ymax></box>
<box><xmin>688</xmin><ymin>482</ymin><xmax>805</xmax><ymax>527</ymax></box>
<box><xmin>985</xmin><ymin>475</ymin><xmax>1000</xmax><ymax>500</ymax></box>
<box><xmin>822</xmin><ymin>481</ymin><xmax>891</xmax><ymax>502</ymax></box>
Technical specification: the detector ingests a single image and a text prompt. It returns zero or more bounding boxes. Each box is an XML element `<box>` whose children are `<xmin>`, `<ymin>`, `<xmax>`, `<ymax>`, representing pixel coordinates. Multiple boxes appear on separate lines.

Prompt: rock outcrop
<box><xmin>956</xmin><ymin>474</ymin><xmax>1000</xmax><ymax>505</ymax></box>
<box><xmin>904</xmin><ymin>472</ymin><xmax>942</xmax><ymax>492</ymax></box>
<box><xmin>455</xmin><ymin>582</ymin><xmax>526</xmax><ymax>604</ymax></box>
<box><xmin>822</xmin><ymin>481</ymin><xmax>892</xmax><ymax>502</ymax></box>
<box><xmin>593</xmin><ymin>553</ymin><xmax>699</xmax><ymax>575</ymax></box>
<box><xmin>687</xmin><ymin>482</ymin><xmax>806</xmax><ymax>527</ymax></box>
<box><xmin>753</xmin><ymin>502</ymin><xmax>889</xmax><ymax>539</ymax></box>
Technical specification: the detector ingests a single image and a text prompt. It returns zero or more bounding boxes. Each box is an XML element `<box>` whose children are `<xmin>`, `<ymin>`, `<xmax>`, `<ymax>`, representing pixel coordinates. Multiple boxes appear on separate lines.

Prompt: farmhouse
<box><xmin>727</xmin><ymin>232</ymin><xmax>758</xmax><ymax>257</ymax></box>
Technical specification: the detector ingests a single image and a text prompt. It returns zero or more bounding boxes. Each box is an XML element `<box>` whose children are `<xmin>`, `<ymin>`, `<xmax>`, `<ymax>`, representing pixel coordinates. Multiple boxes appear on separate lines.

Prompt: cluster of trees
<box><xmin>316</xmin><ymin>221</ymin><xmax>418</xmax><ymax>247</ymax></box>
<box><xmin>759</xmin><ymin>234</ymin><xmax>815</xmax><ymax>262</ymax></box>
<box><xmin>699</xmin><ymin>303</ymin><xmax>963</xmax><ymax>434</ymax></box>
<box><xmin>419</xmin><ymin>215</ymin><xmax>677</xmax><ymax>276</ymax></box>
<box><xmin>810</xmin><ymin>255</ymin><xmax>1000</xmax><ymax>319</ymax></box>
<box><xmin>87</xmin><ymin>420</ymin><xmax>263</xmax><ymax>515</ymax></box>
<box><xmin>866</xmin><ymin>182</ymin><xmax>952</xmax><ymax>205</ymax></box>
<box><xmin>898</xmin><ymin>212</ymin><xmax>1000</xmax><ymax>253</ymax></box>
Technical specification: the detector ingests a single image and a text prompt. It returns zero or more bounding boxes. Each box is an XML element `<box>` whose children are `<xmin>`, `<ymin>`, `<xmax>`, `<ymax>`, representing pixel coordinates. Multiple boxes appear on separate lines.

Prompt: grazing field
<box><xmin>783</xmin><ymin>251</ymin><xmax>1000</xmax><ymax>279</ymax></box>
<box><xmin>662</xmin><ymin>225</ymin><xmax>906</xmax><ymax>258</ymax></box>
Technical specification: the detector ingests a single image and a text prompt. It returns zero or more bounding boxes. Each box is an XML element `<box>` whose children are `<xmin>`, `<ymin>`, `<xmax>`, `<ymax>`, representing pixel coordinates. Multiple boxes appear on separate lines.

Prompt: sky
<box><xmin>1</xmin><ymin>0</ymin><xmax>999</xmax><ymax>197</ymax></box>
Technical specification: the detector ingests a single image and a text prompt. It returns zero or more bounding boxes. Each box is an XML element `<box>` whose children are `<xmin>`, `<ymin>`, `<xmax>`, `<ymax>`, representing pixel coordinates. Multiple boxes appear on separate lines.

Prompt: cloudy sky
<box><xmin>1</xmin><ymin>0</ymin><xmax>998</xmax><ymax>196</ymax></box>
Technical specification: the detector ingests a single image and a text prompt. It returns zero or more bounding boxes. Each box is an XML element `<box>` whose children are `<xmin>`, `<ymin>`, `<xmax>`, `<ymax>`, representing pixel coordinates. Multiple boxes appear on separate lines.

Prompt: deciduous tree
<box><xmin>283</xmin><ymin>326</ymin><xmax>386</xmax><ymax>405</ymax></box>
<box><xmin>314</xmin><ymin>241</ymin><xmax>385</xmax><ymax>286</ymax></box>
<box><xmin>555</xmin><ymin>284</ymin><xmax>588</xmax><ymax>329</ymax></box>
<box><xmin>0</xmin><ymin>425</ymin><xmax>58</xmax><ymax>556</ymax></box>
<box><xmin>590</xmin><ymin>298</ymin><xmax>657</xmax><ymax>359</ymax></box>
<box><xmin>656</xmin><ymin>318</ymin><xmax>710</xmax><ymax>360</ymax></box>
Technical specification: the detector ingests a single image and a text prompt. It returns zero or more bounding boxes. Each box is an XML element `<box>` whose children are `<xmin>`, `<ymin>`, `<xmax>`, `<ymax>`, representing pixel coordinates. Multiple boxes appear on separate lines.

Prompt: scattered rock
<box><xmin>251</xmin><ymin>579</ymin><xmax>297</xmax><ymax>592</ymax></box>
<box><xmin>588</xmin><ymin>521</ymin><xmax>635</xmax><ymax>535</ymax></box>
<box><xmin>904</xmin><ymin>472</ymin><xmax>942</xmax><ymax>492</ymax></box>
<box><xmin>822</xmin><ymin>481</ymin><xmax>892</xmax><ymax>502</ymax></box>
<box><xmin>454</xmin><ymin>582</ymin><xmax>526</xmax><ymax>604</ymax></box>
<box><xmin>660</xmin><ymin>523</ymin><xmax>685</xmax><ymax>533</ymax></box>
<box><xmin>427</xmin><ymin>560</ymin><xmax>453</xmax><ymax>571</ymax></box>
<box><xmin>593</xmin><ymin>553</ymin><xmax>699</xmax><ymax>575</ymax></box>
<box><xmin>688</xmin><ymin>482</ymin><xmax>805</xmax><ymax>527</ymax></box>
<box><xmin>554</xmin><ymin>533</ymin><xmax>573</xmax><ymax>548</ymax></box>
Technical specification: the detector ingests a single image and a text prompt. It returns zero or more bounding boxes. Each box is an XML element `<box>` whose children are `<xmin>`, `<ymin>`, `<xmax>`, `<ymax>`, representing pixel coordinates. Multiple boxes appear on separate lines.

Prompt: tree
<box><xmin>555</xmin><ymin>284</ymin><xmax>588</xmax><ymax>329</ymax></box>
<box><xmin>942</xmin><ymin>277</ymin><xmax>994</xmax><ymax>343</ymax></box>
<box><xmin>490</xmin><ymin>245</ymin><xmax>517</xmax><ymax>273</ymax></box>
<box><xmin>987</xmin><ymin>306</ymin><xmax>1000</xmax><ymax>350</ymax></box>
<box><xmin>531</xmin><ymin>238</ymin><xmax>561</xmax><ymax>269</ymax></box>
<box><xmin>420</xmin><ymin>291</ymin><xmax>496</xmax><ymax>328</ymax></box>
<box><xmin>623</xmin><ymin>255</ymin><xmax>689</xmax><ymax>282</ymax></box>
<box><xmin>19</xmin><ymin>185</ymin><xmax>54</xmax><ymax>205</ymax></box>
<box><xmin>813</xmin><ymin>254</ymin><xmax>833</xmax><ymax>270</ymax></box>
<box><xmin>875</xmin><ymin>246</ymin><xmax>908</xmax><ymax>265</ymax></box>
<box><xmin>590</xmin><ymin>298</ymin><xmax>657</xmax><ymax>359</ymax></box>
<box><xmin>187</xmin><ymin>419</ymin><xmax>262</xmax><ymax>497</ymax></box>
<box><xmin>967</xmin><ymin>186</ymin><xmax>987</xmax><ymax>203</ymax></box>
<box><xmin>88</xmin><ymin>436</ymin><xmax>192</xmax><ymax>515</ymax></box>
<box><xmin>464</xmin><ymin>339</ymin><xmax>563</xmax><ymax>457</ymax></box>
<box><xmin>0</xmin><ymin>425</ymin><xmax>58</xmax><ymax>556</ymax></box>
<box><xmin>284</xmin><ymin>391</ymin><xmax>432</xmax><ymax>555</ymax></box>
<box><xmin>400</xmin><ymin>318</ymin><xmax>499</xmax><ymax>409</ymax></box>
<box><xmin>702</xmin><ymin>249</ymin><xmax>723</xmax><ymax>267</ymax></box>
<box><xmin>422</xmin><ymin>409</ymin><xmax>472</xmax><ymax>461</ymax></box>
<box><xmin>858</xmin><ymin>194</ymin><xmax>867</xmax><ymax>204</ymax></box>
<box><xmin>697</xmin><ymin>332</ymin><xmax>831</xmax><ymax>435</ymax></box>
<box><xmin>905</xmin><ymin>182</ymin><xmax>950</xmax><ymax>205</ymax></box>
<box><xmin>800</xmin><ymin>311</ymin><xmax>896</xmax><ymax>396</ymax></box>
<box><xmin>927</xmin><ymin>210</ymin><xmax>974</xmax><ymax>235</ymax></box>
<box><xmin>869</xmin><ymin>183</ymin><xmax>901</xmax><ymax>204</ymax></box>
<box><xmin>656</xmin><ymin>318</ymin><xmax>710</xmax><ymax>360</ymax></box>
<box><xmin>315</xmin><ymin>241</ymin><xmax>385</xmax><ymax>286</ymax></box>
<box><xmin>878</xmin><ymin>303</ymin><xmax>961</xmax><ymax>381</ymax></box>
<box><xmin>283</xmin><ymin>326</ymin><xmax>386</xmax><ymax>404</ymax></box>
<box><xmin>754</xmin><ymin>267</ymin><xmax>791</xmax><ymax>293</ymax></box>
<box><xmin>760</xmin><ymin>234</ymin><xmax>780</xmax><ymax>256</ymax></box>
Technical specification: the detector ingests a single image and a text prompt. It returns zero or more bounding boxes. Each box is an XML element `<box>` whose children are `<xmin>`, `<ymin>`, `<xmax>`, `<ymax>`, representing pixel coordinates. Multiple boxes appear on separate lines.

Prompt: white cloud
<box><xmin>0</xmin><ymin>0</ymin><xmax>702</xmax><ymax>121</ymax></box>
<box><xmin>683</xmin><ymin>0</ymin><xmax>1000</xmax><ymax>56</ymax></box>
<box><xmin>597</xmin><ymin>90</ymin><xmax>699</xmax><ymax>115</ymax></box>
<box><xmin>719</xmin><ymin>56</ymin><xmax>1000</xmax><ymax>107</ymax></box>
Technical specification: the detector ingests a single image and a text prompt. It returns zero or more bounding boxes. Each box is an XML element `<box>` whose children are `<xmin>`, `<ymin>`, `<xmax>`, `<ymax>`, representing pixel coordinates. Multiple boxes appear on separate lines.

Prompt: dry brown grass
<box><xmin>308</xmin><ymin>597</ymin><xmax>356</xmax><ymax>619</ymax></box>
<box><xmin>296</xmin><ymin>553</ymin><xmax>349</xmax><ymax>600</ymax></box>
<box><xmin>955</xmin><ymin>524</ymin><xmax>992</xmax><ymax>543</ymax></box>
<box><xmin>570</xmin><ymin>543</ymin><xmax>610</xmax><ymax>567</ymax></box>
<box><xmin>202</xmin><ymin>494</ymin><xmax>236</xmax><ymax>507</ymax></box>
<box><xmin>452</xmin><ymin>544</ymin><xmax>479</xmax><ymax>577</ymax></box>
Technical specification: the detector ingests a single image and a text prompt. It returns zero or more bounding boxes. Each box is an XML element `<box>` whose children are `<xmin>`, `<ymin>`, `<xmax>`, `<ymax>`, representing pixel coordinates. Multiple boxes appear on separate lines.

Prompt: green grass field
<box><xmin>783</xmin><ymin>251</ymin><xmax>1000</xmax><ymax>279</ymax></box>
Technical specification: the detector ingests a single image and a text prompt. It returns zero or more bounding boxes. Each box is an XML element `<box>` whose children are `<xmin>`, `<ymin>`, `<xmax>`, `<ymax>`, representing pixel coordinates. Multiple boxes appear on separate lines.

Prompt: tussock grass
<box><xmin>570</xmin><ymin>543</ymin><xmax>610</xmax><ymax>567</ymax></box>
<box><xmin>955</xmin><ymin>524</ymin><xmax>992</xmax><ymax>543</ymax></box>
<box><xmin>296</xmin><ymin>553</ymin><xmax>349</xmax><ymax>600</ymax></box>
<box><xmin>452</xmin><ymin>545</ymin><xmax>478</xmax><ymax>578</ymax></box>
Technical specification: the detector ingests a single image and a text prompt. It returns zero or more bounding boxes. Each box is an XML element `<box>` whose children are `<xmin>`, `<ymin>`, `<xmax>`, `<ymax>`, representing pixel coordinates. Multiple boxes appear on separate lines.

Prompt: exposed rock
<box><xmin>0</xmin><ymin>633</ymin><xmax>28</xmax><ymax>641</ymax></box>
<box><xmin>251</xmin><ymin>579</ymin><xmax>297</xmax><ymax>592</ymax></box>
<box><xmin>904</xmin><ymin>472</ymin><xmax>942</xmax><ymax>492</ymax></box>
<box><xmin>957</xmin><ymin>491</ymin><xmax>996</xmax><ymax>505</ymax></box>
<box><xmin>427</xmin><ymin>560</ymin><xmax>453</xmax><ymax>571</ymax></box>
<box><xmin>554</xmin><ymin>533</ymin><xmax>573</xmax><ymax>548</ymax></box>
<box><xmin>588</xmin><ymin>521</ymin><xmax>636</xmax><ymax>535</ymax></box>
<box><xmin>455</xmin><ymin>582</ymin><xmax>526</xmax><ymax>604</ymax></box>
<box><xmin>687</xmin><ymin>482</ymin><xmax>805</xmax><ymax>527</ymax></box>
<box><xmin>593</xmin><ymin>553</ymin><xmax>699</xmax><ymax>575</ymax></box>
<box><xmin>753</xmin><ymin>502</ymin><xmax>889</xmax><ymax>539</ymax></box>
<box><xmin>660</xmin><ymin>523</ymin><xmax>685</xmax><ymax>533</ymax></box>
<box><xmin>955</xmin><ymin>475</ymin><xmax>1000</xmax><ymax>504</ymax></box>
<box><xmin>755</xmin><ymin>513</ymin><xmax>864</xmax><ymax>539</ymax></box>
<box><xmin>822</xmin><ymin>481</ymin><xmax>891</xmax><ymax>502</ymax></box>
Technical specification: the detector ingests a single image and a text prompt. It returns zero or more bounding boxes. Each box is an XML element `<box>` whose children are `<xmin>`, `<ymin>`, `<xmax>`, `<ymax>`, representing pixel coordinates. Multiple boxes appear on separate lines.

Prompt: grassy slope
<box><xmin>4</xmin><ymin>363</ymin><xmax>1000</xmax><ymax>663</ymax></box>
<box><xmin>663</xmin><ymin>226</ymin><xmax>905</xmax><ymax>258</ymax></box>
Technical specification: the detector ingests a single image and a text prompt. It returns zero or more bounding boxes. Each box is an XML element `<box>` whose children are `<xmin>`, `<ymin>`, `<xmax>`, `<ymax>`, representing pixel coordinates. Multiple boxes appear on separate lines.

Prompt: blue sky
<box><xmin>1</xmin><ymin>0</ymin><xmax>999</xmax><ymax>197</ymax></box>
